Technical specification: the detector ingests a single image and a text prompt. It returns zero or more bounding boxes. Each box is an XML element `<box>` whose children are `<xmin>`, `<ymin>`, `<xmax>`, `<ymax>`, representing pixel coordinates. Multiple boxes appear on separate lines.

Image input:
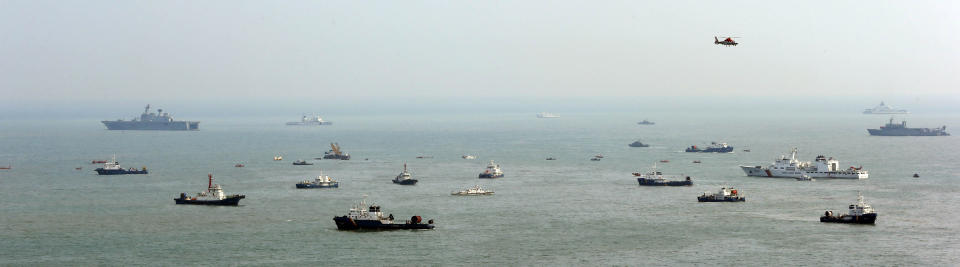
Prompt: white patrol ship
<box><xmin>740</xmin><ymin>148</ymin><xmax>868</xmax><ymax>179</ymax></box>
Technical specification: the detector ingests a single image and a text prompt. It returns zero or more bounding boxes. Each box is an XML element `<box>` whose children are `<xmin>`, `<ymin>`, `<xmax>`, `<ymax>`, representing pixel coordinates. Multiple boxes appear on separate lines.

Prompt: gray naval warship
<box><xmin>102</xmin><ymin>105</ymin><xmax>199</xmax><ymax>131</ymax></box>
<box><xmin>868</xmin><ymin>117</ymin><xmax>948</xmax><ymax>136</ymax></box>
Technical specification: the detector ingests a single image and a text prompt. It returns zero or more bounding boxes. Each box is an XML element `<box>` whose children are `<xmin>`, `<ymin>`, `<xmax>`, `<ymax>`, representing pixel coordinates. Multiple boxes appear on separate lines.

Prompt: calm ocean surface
<box><xmin>1</xmin><ymin>111</ymin><xmax>958</xmax><ymax>265</ymax></box>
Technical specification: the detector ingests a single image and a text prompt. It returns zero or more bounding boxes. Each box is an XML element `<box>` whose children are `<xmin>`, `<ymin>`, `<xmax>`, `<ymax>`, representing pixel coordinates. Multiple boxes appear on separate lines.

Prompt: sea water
<box><xmin>1</xmin><ymin>111</ymin><xmax>958</xmax><ymax>265</ymax></box>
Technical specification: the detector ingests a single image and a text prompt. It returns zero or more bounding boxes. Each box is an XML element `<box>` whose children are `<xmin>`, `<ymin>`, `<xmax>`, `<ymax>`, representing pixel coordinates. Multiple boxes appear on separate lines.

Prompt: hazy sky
<box><xmin>1</xmin><ymin>0</ymin><xmax>958</xmax><ymax>114</ymax></box>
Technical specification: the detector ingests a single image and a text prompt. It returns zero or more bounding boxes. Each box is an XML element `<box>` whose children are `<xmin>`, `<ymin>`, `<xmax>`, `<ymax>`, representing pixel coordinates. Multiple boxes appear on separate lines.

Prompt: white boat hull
<box><xmin>740</xmin><ymin>166</ymin><xmax>867</xmax><ymax>179</ymax></box>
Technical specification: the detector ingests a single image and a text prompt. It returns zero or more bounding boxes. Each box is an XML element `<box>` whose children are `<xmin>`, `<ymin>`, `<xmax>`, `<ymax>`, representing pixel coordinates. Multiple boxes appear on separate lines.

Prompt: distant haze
<box><xmin>1</xmin><ymin>1</ymin><xmax>958</xmax><ymax>117</ymax></box>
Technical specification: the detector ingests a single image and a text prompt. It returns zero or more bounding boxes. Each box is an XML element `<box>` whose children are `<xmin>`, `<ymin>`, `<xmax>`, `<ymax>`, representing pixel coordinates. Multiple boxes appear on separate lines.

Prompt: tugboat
<box><xmin>174</xmin><ymin>174</ymin><xmax>245</xmax><ymax>206</ymax></box>
<box><xmin>451</xmin><ymin>185</ymin><xmax>494</xmax><ymax>196</ymax></box>
<box><xmin>685</xmin><ymin>142</ymin><xmax>734</xmax><ymax>153</ymax></box>
<box><xmin>286</xmin><ymin>114</ymin><xmax>332</xmax><ymax>125</ymax></box>
<box><xmin>635</xmin><ymin>164</ymin><xmax>692</xmax><ymax>186</ymax></box>
<box><xmin>296</xmin><ymin>171</ymin><xmax>339</xmax><ymax>188</ymax></box>
<box><xmin>478</xmin><ymin>160</ymin><xmax>504</xmax><ymax>178</ymax></box>
<box><xmin>292</xmin><ymin>159</ymin><xmax>313</xmax><ymax>165</ymax></box>
<box><xmin>392</xmin><ymin>164</ymin><xmax>418</xmax><ymax>185</ymax></box>
<box><xmin>698</xmin><ymin>187</ymin><xmax>745</xmax><ymax>202</ymax></box>
<box><xmin>333</xmin><ymin>198</ymin><xmax>435</xmax><ymax>230</ymax></box>
<box><xmin>637</xmin><ymin>120</ymin><xmax>655</xmax><ymax>125</ymax></box>
<box><xmin>322</xmin><ymin>143</ymin><xmax>351</xmax><ymax>160</ymax></box>
<box><xmin>740</xmin><ymin>148</ymin><xmax>868</xmax><ymax>179</ymax></box>
<box><xmin>867</xmin><ymin>117</ymin><xmax>949</xmax><ymax>136</ymax></box>
<box><xmin>820</xmin><ymin>192</ymin><xmax>877</xmax><ymax>224</ymax></box>
<box><xmin>94</xmin><ymin>155</ymin><xmax>148</xmax><ymax>175</ymax></box>
<box><xmin>629</xmin><ymin>141</ymin><xmax>650</xmax><ymax>147</ymax></box>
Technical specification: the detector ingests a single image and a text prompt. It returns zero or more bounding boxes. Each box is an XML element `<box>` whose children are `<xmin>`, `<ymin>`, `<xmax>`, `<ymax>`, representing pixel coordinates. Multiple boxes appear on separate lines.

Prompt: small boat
<box><xmin>322</xmin><ymin>143</ymin><xmax>351</xmax><ymax>160</ymax></box>
<box><xmin>637</xmin><ymin>120</ymin><xmax>655</xmax><ymax>125</ymax></box>
<box><xmin>595</xmin><ymin>154</ymin><xmax>604</xmax><ymax>158</ymax></box>
<box><xmin>91</xmin><ymin>160</ymin><xmax>107</xmax><ymax>164</ymax></box>
<box><xmin>462</xmin><ymin>155</ymin><xmax>476</xmax><ymax>159</ymax></box>
<box><xmin>75</xmin><ymin>167</ymin><xmax>82</xmax><ymax>170</ymax></box>
<box><xmin>659</xmin><ymin>160</ymin><xmax>670</xmax><ymax>163</ymax></box>
<box><xmin>392</xmin><ymin>164</ymin><xmax>418</xmax><ymax>185</ymax></box>
<box><xmin>629</xmin><ymin>141</ymin><xmax>650</xmax><ymax>147</ymax></box>
<box><xmin>546</xmin><ymin>157</ymin><xmax>556</xmax><ymax>160</ymax></box>
<box><xmin>913</xmin><ymin>173</ymin><xmax>919</xmax><ymax>178</ymax></box>
<box><xmin>698</xmin><ymin>187</ymin><xmax>745</xmax><ymax>202</ymax></box>
<box><xmin>293</xmin><ymin>159</ymin><xmax>313</xmax><ymax>165</ymax></box>
<box><xmin>94</xmin><ymin>155</ymin><xmax>147</xmax><ymax>175</ymax></box>
<box><xmin>416</xmin><ymin>156</ymin><xmax>433</xmax><ymax>159</ymax></box>
<box><xmin>478</xmin><ymin>160</ymin><xmax>504</xmax><ymax>178</ymax></box>
<box><xmin>635</xmin><ymin>163</ymin><xmax>692</xmax><ymax>186</ymax></box>
<box><xmin>296</xmin><ymin>171</ymin><xmax>339</xmax><ymax>188</ymax></box>
<box><xmin>536</xmin><ymin>112</ymin><xmax>560</xmax><ymax>118</ymax></box>
<box><xmin>743</xmin><ymin>149</ymin><xmax>751</xmax><ymax>152</ymax></box>
<box><xmin>234</xmin><ymin>163</ymin><xmax>244</xmax><ymax>168</ymax></box>
<box><xmin>333</xmin><ymin>198</ymin><xmax>434</xmax><ymax>230</ymax></box>
<box><xmin>175</xmin><ymin>174</ymin><xmax>245</xmax><ymax>206</ymax></box>
<box><xmin>820</xmin><ymin>192</ymin><xmax>877</xmax><ymax>224</ymax></box>
<box><xmin>274</xmin><ymin>155</ymin><xmax>283</xmax><ymax>161</ymax></box>
<box><xmin>0</xmin><ymin>165</ymin><xmax>10</xmax><ymax>170</ymax></box>
<box><xmin>451</xmin><ymin>185</ymin><xmax>494</xmax><ymax>196</ymax></box>
<box><xmin>795</xmin><ymin>175</ymin><xmax>815</xmax><ymax>181</ymax></box>
<box><xmin>590</xmin><ymin>157</ymin><xmax>601</xmax><ymax>161</ymax></box>
<box><xmin>693</xmin><ymin>160</ymin><xmax>701</xmax><ymax>163</ymax></box>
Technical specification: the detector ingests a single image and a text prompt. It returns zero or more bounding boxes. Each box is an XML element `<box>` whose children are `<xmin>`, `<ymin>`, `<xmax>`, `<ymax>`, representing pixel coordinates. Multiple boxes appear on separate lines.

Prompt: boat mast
<box><xmin>208</xmin><ymin>174</ymin><xmax>213</xmax><ymax>190</ymax></box>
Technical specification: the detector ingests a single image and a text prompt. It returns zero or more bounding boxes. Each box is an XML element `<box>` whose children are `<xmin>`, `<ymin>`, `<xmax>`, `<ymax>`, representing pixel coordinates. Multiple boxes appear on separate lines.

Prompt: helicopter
<box><xmin>714</xmin><ymin>36</ymin><xmax>739</xmax><ymax>46</ymax></box>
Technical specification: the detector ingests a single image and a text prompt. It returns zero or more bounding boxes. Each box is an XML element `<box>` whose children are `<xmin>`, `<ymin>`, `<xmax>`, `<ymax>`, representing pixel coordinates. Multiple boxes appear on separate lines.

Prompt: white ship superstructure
<box><xmin>863</xmin><ymin>101</ymin><xmax>908</xmax><ymax>114</ymax></box>
<box><xmin>739</xmin><ymin>148</ymin><xmax>868</xmax><ymax>179</ymax></box>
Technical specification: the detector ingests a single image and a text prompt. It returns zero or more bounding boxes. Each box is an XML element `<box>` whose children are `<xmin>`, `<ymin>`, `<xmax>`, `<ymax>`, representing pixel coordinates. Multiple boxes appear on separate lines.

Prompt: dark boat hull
<box><xmin>95</xmin><ymin>169</ymin><xmax>148</xmax><ymax>175</ymax></box>
<box><xmin>174</xmin><ymin>195</ymin><xmax>244</xmax><ymax>206</ymax></box>
<box><xmin>333</xmin><ymin>216</ymin><xmax>434</xmax><ymax>230</ymax></box>
<box><xmin>820</xmin><ymin>213</ymin><xmax>877</xmax><ymax>224</ymax></box>
<box><xmin>393</xmin><ymin>179</ymin><xmax>418</xmax><ymax>185</ymax></box>
<box><xmin>867</xmin><ymin>128</ymin><xmax>949</xmax><ymax>136</ymax></box>
<box><xmin>637</xmin><ymin>178</ymin><xmax>692</xmax><ymax>186</ymax></box>
<box><xmin>698</xmin><ymin>196</ymin><xmax>745</xmax><ymax>202</ymax></box>
<box><xmin>322</xmin><ymin>155</ymin><xmax>351</xmax><ymax>160</ymax></box>
<box><xmin>296</xmin><ymin>183</ymin><xmax>338</xmax><ymax>188</ymax></box>
<box><xmin>292</xmin><ymin>163</ymin><xmax>313</xmax><ymax>165</ymax></box>
<box><xmin>478</xmin><ymin>174</ymin><xmax>504</xmax><ymax>178</ymax></box>
<box><xmin>685</xmin><ymin>147</ymin><xmax>734</xmax><ymax>153</ymax></box>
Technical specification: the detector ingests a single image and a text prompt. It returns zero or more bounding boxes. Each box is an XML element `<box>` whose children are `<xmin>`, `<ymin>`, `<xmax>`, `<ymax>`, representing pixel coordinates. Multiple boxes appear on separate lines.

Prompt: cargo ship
<box><xmin>634</xmin><ymin>164</ymin><xmax>692</xmax><ymax>186</ymax></box>
<box><xmin>685</xmin><ymin>142</ymin><xmax>733</xmax><ymax>153</ymax></box>
<box><xmin>322</xmin><ymin>143</ymin><xmax>351</xmax><ymax>160</ymax></box>
<box><xmin>102</xmin><ymin>104</ymin><xmax>199</xmax><ymax>130</ymax></box>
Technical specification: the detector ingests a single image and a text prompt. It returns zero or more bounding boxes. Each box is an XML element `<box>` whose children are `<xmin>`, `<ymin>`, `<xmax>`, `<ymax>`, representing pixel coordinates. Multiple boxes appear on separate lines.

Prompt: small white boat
<box><xmin>536</xmin><ymin>112</ymin><xmax>560</xmax><ymax>118</ymax></box>
<box><xmin>795</xmin><ymin>174</ymin><xmax>815</xmax><ymax>181</ymax></box>
<box><xmin>452</xmin><ymin>185</ymin><xmax>494</xmax><ymax>196</ymax></box>
<box><xmin>462</xmin><ymin>155</ymin><xmax>476</xmax><ymax>159</ymax></box>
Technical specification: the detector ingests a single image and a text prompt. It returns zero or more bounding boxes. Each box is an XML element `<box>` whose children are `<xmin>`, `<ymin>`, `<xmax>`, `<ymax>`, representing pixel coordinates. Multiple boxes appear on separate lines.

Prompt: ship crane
<box><xmin>330</xmin><ymin>143</ymin><xmax>342</xmax><ymax>156</ymax></box>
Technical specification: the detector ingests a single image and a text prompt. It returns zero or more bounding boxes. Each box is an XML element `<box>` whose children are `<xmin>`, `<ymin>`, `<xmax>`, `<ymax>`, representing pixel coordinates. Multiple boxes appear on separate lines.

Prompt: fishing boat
<box><xmin>293</xmin><ymin>159</ymin><xmax>313</xmax><ymax>165</ymax></box>
<box><xmin>478</xmin><ymin>160</ymin><xmax>504</xmax><ymax>178</ymax></box>
<box><xmin>820</xmin><ymin>192</ymin><xmax>877</xmax><ymax>224</ymax></box>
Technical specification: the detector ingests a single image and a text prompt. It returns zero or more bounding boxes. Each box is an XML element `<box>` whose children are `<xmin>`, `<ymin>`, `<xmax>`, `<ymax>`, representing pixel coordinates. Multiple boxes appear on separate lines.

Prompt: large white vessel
<box><xmin>739</xmin><ymin>148</ymin><xmax>868</xmax><ymax>179</ymax></box>
<box><xmin>863</xmin><ymin>101</ymin><xmax>908</xmax><ymax>114</ymax></box>
<box><xmin>286</xmin><ymin>114</ymin><xmax>332</xmax><ymax>125</ymax></box>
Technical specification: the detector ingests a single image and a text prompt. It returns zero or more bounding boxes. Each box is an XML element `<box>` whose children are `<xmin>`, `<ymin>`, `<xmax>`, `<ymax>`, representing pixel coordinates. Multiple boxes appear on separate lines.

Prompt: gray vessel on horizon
<box><xmin>102</xmin><ymin>104</ymin><xmax>199</xmax><ymax>131</ymax></box>
<box><xmin>868</xmin><ymin>117</ymin><xmax>948</xmax><ymax>136</ymax></box>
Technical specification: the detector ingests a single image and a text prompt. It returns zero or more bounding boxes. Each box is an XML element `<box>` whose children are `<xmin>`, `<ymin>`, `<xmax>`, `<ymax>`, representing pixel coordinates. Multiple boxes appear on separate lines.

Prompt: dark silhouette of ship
<box><xmin>868</xmin><ymin>117</ymin><xmax>948</xmax><ymax>136</ymax></box>
<box><xmin>102</xmin><ymin>105</ymin><xmax>199</xmax><ymax>130</ymax></box>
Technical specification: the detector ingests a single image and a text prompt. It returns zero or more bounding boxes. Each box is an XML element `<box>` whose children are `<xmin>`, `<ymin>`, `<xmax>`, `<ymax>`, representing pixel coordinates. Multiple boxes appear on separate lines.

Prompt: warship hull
<box><xmin>333</xmin><ymin>216</ymin><xmax>434</xmax><ymax>230</ymax></box>
<box><xmin>174</xmin><ymin>196</ymin><xmax>244</xmax><ymax>206</ymax></box>
<box><xmin>867</xmin><ymin>128</ymin><xmax>949</xmax><ymax>136</ymax></box>
<box><xmin>102</xmin><ymin>121</ymin><xmax>199</xmax><ymax>131</ymax></box>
